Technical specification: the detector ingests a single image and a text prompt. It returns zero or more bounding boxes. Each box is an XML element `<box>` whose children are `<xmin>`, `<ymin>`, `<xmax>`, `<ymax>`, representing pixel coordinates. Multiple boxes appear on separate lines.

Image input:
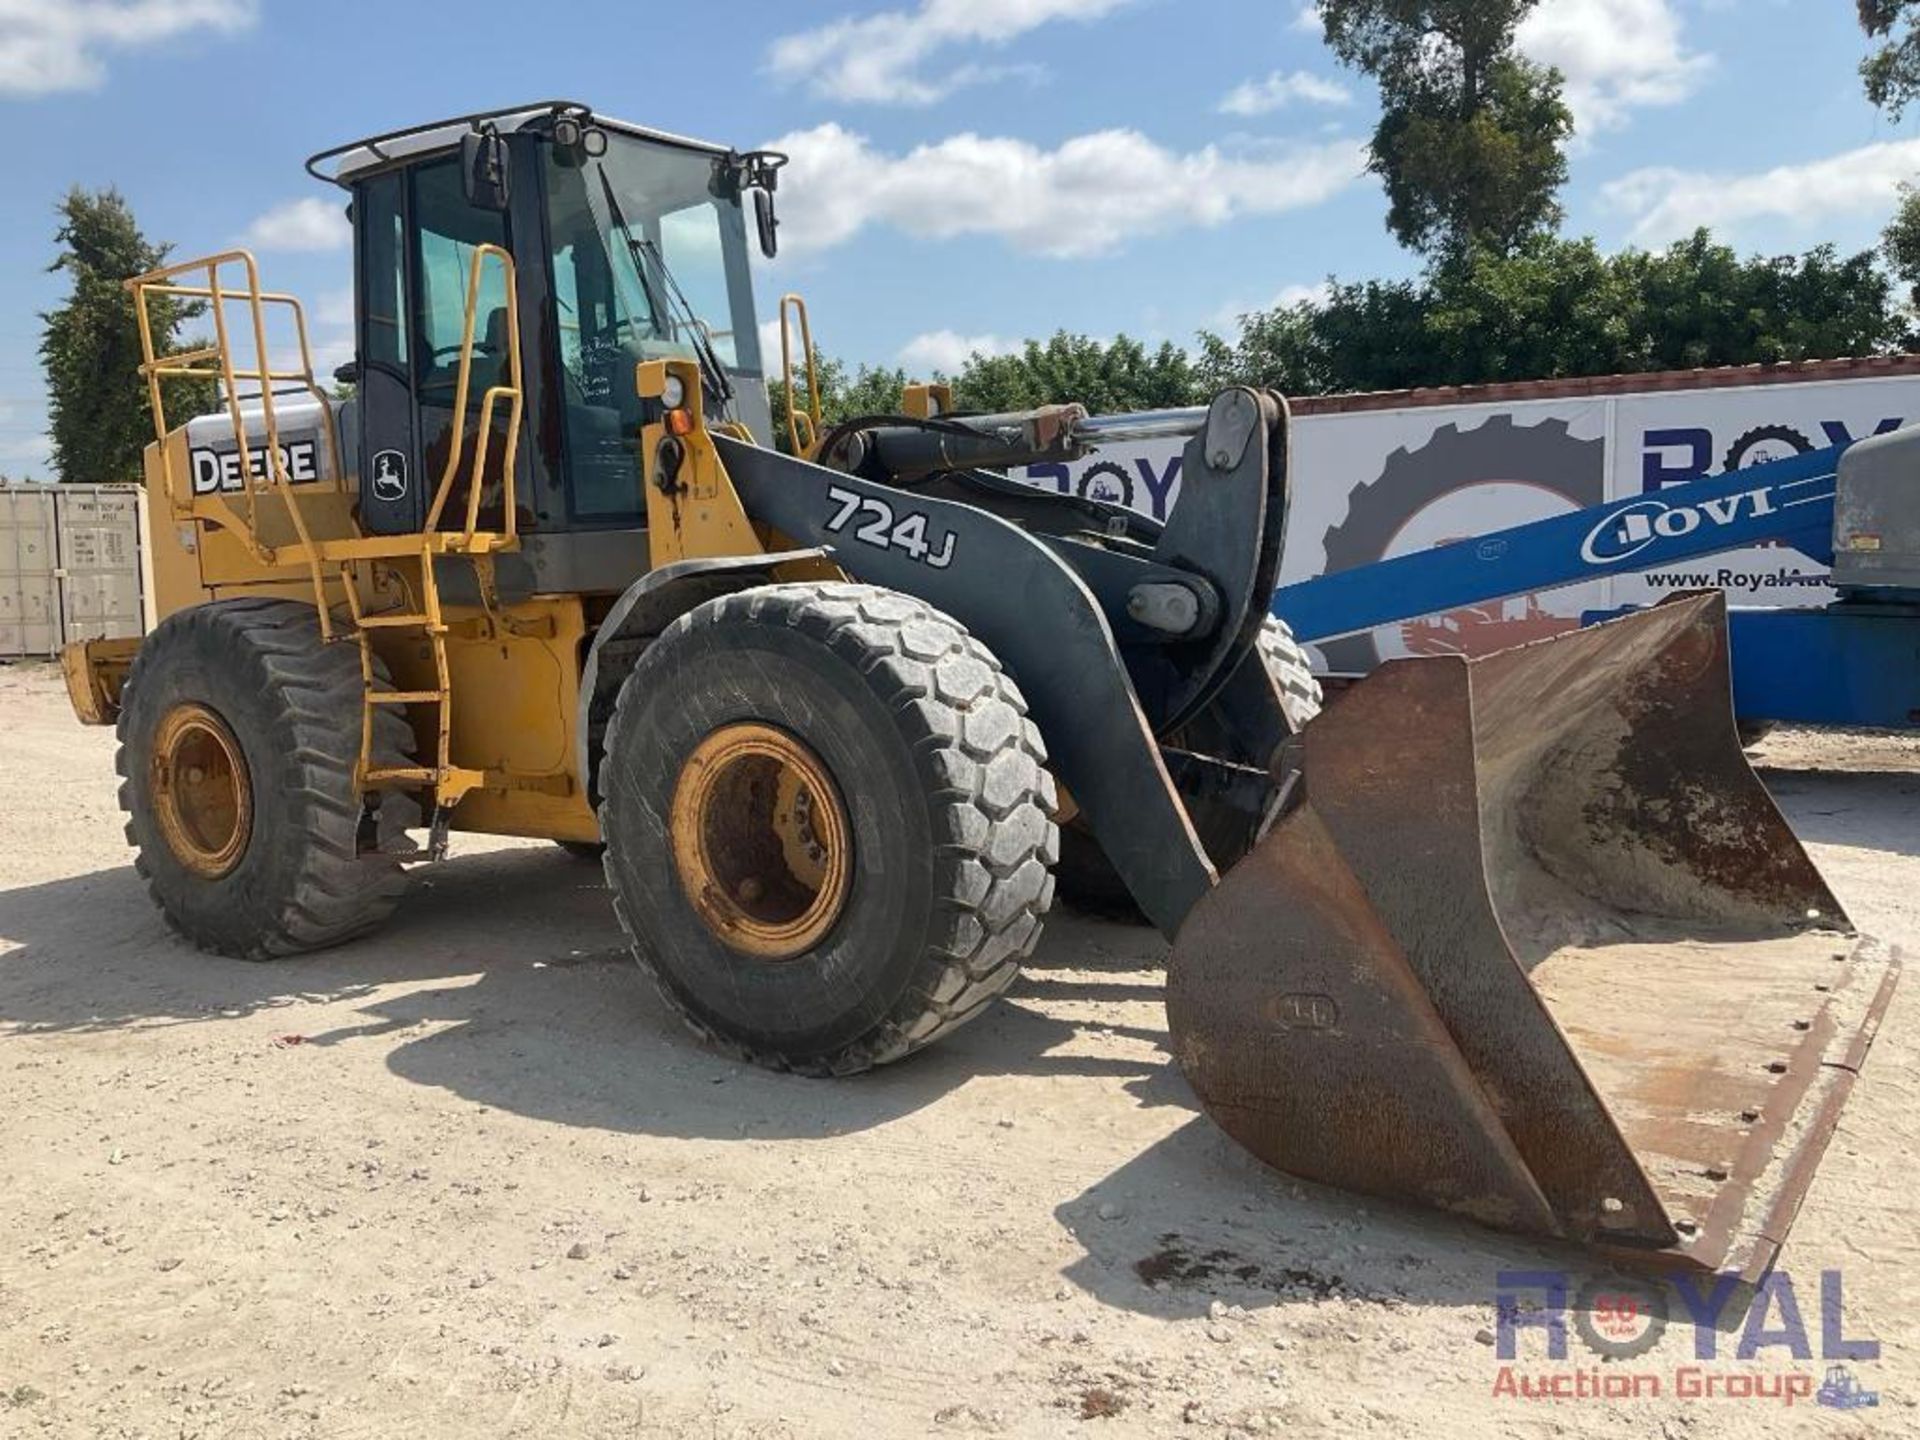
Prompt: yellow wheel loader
<box><xmin>66</xmin><ymin>100</ymin><xmax>1897</xmax><ymax>1280</ymax></box>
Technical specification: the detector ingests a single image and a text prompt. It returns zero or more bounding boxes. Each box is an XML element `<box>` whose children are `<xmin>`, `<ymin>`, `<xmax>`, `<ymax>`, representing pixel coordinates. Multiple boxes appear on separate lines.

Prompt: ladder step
<box><xmin>364</xmin><ymin>766</ymin><xmax>439</xmax><ymax>784</ymax></box>
<box><xmin>363</xmin><ymin>765</ymin><xmax>488</xmax><ymax>789</ymax></box>
<box><xmin>366</xmin><ymin>690</ymin><xmax>444</xmax><ymax>705</ymax></box>
<box><xmin>357</xmin><ymin>613</ymin><xmax>441</xmax><ymax>630</ymax></box>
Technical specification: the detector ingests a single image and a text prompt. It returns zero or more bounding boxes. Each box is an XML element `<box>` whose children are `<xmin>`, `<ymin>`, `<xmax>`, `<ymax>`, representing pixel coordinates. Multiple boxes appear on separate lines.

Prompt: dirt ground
<box><xmin>1</xmin><ymin>659</ymin><xmax>1916</xmax><ymax>1439</ymax></box>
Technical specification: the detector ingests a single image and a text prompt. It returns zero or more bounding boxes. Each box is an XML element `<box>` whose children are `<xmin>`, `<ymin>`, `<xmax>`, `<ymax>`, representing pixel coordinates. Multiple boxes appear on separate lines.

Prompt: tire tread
<box><xmin>116</xmin><ymin>599</ymin><xmax>418</xmax><ymax>960</ymax></box>
<box><xmin>602</xmin><ymin>582</ymin><xmax>1056</xmax><ymax>1075</ymax></box>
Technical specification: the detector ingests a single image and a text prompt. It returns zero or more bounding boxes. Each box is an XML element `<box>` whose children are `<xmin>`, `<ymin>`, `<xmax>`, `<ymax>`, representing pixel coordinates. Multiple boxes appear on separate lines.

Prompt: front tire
<box><xmin>117</xmin><ymin>598</ymin><xmax>418</xmax><ymax>959</ymax></box>
<box><xmin>598</xmin><ymin>583</ymin><xmax>1057</xmax><ymax>1075</ymax></box>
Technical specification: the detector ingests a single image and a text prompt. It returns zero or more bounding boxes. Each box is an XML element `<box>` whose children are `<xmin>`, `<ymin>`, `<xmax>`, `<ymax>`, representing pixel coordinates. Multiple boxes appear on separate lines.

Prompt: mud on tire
<box><xmin>116</xmin><ymin>597</ymin><xmax>419</xmax><ymax>959</ymax></box>
<box><xmin>598</xmin><ymin>582</ymin><xmax>1057</xmax><ymax>1075</ymax></box>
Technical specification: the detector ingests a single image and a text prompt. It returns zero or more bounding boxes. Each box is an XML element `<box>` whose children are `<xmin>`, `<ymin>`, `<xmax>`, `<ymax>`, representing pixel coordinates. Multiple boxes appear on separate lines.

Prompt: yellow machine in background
<box><xmin>66</xmin><ymin>101</ymin><xmax>1896</xmax><ymax>1283</ymax></box>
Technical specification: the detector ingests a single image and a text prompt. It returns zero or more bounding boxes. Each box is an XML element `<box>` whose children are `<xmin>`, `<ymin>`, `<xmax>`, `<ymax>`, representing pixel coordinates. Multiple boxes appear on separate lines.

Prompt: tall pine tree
<box><xmin>39</xmin><ymin>188</ymin><xmax>209</xmax><ymax>483</ymax></box>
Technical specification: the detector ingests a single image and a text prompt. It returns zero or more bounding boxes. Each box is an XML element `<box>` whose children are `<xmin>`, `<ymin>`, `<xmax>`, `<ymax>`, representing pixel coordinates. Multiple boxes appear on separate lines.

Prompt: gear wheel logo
<box><xmin>1316</xmin><ymin>415</ymin><xmax>1606</xmax><ymax>673</ymax></box>
<box><xmin>1722</xmin><ymin>424</ymin><xmax>1813</xmax><ymax>472</ymax></box>
<box><xmin>1571</xmin><ymin>1276</ymin><xmax>1669</xmax><ymax>1360</ymax></box>
<box><xmin>1076</xmin><ymin>460</ymin><xmax>1136</xmax><ymax>510</ymax></box>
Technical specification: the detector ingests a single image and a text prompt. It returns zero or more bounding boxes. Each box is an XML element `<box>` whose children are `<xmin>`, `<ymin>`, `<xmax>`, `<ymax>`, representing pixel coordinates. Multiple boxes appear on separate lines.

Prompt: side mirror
<box><xmin>460</xmin><ymin>129</ymin><xmax>511</xmax><ymax>212</ymax></box>
<box><xmin>754</xmin><ymin>189</ymin><xmax>779</xmax><ymax>259</ymax></box>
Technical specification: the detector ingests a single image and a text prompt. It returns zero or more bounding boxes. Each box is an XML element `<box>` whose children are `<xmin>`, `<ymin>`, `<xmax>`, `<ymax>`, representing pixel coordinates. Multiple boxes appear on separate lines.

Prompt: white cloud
<box><xmin>1219</xmin><ymin>70</ymin><xmax>1350</xmax><ymax>117</ymax></box>
<box><xmin>242</xmin><ymin>197</ymin><xmax>350</xmax><ymax>252</ymax></box>
<box><xmin>768</xmin><ymin>123</ymin><xmax>1368</xmax><ymax>259</ymax></box>
<box><xmin>758</xmin><ymin>319</ymin><xmax>785</xmax><ymax>372</ymax></box>
<box><xmin>1208</xmin><ymin>282</ymin><xmax>1330</xmax><ymax>332</ymax></box>
<box><xmin>767</xmin><ymin>0</ymin><xmax>1130</xmax><ymax>106</ymax></box>
<box><xmin>898</xmin><ymin>330</ymin><xmax>1018</xmax><ymax>373</ymax></box>
<box><xmin>0</xmin><ymin>0</ymin><xmax>254</xmax><ymax>97</ymax></box>
<box><xmin>1600</xmin><ymin>137</ymin><xmax>1920</xmax><ymax>245</ymax></box>
<box><xmin>1517</xmin><ymin>0</ymin><xmax>1711</xmax><ymax>133</ymax></box>
<box><xmin>314</xmin><ymin>286</ymin><xmax>355</xmax><ymax>329</ymax></box>
<box><xmin>1290</xmin><ymin>3</ymin><xmax>1323</xmax><ymax>34</ymax></box>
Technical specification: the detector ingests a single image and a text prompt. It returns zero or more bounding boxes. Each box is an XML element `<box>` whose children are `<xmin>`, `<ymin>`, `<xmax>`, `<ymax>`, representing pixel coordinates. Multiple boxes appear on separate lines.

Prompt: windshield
<box><xmin>546</xmin><ymin>135</ymin><xmax>759</xmax><ymax>377</ymax></box>
<box><xmin>544</xmin><ymin>132</ymin><xmax>762</xmax><ymax>519</ymax></box>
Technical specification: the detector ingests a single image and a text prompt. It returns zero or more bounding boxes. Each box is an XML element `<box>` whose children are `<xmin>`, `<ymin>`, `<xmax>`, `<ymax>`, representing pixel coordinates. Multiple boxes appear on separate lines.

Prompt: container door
<box><xmin>0</xmin><ymin>488</ymin><xmax>58</xmax><ymax>656</ymax></box>
<box><xmin>54</xmin><ymin>488</ymin><xmax>143</xmax><ymax>643</ymax></box>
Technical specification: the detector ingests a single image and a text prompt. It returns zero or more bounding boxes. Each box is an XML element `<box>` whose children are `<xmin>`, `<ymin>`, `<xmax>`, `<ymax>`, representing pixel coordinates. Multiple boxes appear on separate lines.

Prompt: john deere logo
<box><xmin>370</xmin><ymin>449</ymin><xmax>408</xmax><ymax>502</ymax></box>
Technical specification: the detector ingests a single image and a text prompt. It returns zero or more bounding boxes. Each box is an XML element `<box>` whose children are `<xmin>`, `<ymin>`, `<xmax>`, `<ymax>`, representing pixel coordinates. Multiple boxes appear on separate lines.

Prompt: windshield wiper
<box><xmin>637</xmin><ymin>236</ymin><xmax>734</xmax><ymax>412</ymax></box>
<box><xmin>593</xmin><ymin>163</ymin><xmax>734</xmax><ymax>416</ymax></box>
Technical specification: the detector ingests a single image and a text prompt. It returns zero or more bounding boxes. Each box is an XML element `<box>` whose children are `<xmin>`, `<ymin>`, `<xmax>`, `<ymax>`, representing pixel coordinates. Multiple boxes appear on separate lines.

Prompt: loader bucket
<box><xmin>1167</xmin><ymin>593</ymin><xmax>1899</xmax><ymax>1279</ymax></box>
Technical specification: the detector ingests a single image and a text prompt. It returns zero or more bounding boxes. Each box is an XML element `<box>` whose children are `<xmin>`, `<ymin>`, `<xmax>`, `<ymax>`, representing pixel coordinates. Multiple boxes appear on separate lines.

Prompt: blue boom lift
<box><xmin>1273</xmin><ymin>426</ymin><xmax>1920</xmax><ymax>729</ymax></box>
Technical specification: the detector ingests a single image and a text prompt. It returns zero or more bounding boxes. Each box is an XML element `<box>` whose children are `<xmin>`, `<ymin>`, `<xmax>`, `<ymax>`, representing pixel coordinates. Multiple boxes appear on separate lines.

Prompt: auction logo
<box><xmin>1488</xmin><ymin>1268</ymin><xmax>1881</xmax><ymax>1409</ymax></box>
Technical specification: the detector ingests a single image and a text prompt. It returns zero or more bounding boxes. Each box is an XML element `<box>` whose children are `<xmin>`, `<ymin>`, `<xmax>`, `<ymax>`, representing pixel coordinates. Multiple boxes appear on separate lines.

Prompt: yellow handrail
<box><xmin>422</xmin><ymin>243</ymin><xmax>523</xmax><ymax>547</ymax></box>
<box><xmin>778</xmin><ymin>292</ymin><xmax>822</xmax><ymax>457</ymax></box>
<box><xmin>126</xmin><ymin>249</ymin><xmax>346</xmax><ymax>631</ymax></box>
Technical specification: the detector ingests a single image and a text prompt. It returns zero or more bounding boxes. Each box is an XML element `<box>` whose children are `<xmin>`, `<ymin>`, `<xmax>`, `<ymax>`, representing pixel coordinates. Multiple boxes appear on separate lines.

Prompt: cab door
<box><xmin>355</xmin><ymin>157</ymin><xmax>519</xmax><ymax>536</ymax></box>
<box><xmin>352</xmin><ymin>170</ymin><xmax>418</xmax><ymax>534</ymax></box>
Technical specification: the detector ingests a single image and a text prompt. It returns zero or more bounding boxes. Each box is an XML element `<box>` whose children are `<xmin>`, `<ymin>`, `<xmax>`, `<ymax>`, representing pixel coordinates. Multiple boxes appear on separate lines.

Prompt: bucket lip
<box><xmin>1594</xmin><ymin>933</ymin><xmax>1901</xmax><ymax>1282</ymax></box>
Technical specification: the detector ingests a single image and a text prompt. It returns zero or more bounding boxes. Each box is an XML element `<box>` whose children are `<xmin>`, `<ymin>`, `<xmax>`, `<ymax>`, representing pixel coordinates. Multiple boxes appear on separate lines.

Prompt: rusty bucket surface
<box><xmin>1167</xmin><ymin>593</ymin><xmax>1899</xmax><ymax>1279</ymax></box>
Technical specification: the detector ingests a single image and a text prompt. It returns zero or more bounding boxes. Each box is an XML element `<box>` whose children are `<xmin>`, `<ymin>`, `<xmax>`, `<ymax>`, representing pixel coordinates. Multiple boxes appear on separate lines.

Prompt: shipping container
<box><xmin>0</xmin><ymin>483</ymin><xmax>146</xmax><ymax>659</ymax></box>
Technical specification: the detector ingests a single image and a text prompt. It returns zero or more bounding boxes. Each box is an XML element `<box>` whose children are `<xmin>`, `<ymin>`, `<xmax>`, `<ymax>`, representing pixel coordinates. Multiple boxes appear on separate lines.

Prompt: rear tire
<box><xmin>598</xmin><ymin>582</ymin><xmax>1057</xmax><ymax>1075</ymax></box>
<box><xmin>1055</xmin><ymin>617</ymin><xmax>1321</xmax><ymax>921</ymax></box>
<box><xmin>116</xmin><ymin>598</ymin><xmax>418</xmax><ymax>959</ymax></box>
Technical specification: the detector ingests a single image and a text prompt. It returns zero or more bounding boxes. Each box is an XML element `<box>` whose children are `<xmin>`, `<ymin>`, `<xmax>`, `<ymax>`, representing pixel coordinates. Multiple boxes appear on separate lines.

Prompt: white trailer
<box><xmin>1013</xmin><ymin>356</ymin><xmax>1920</xmax><ymax>672</ymax></box>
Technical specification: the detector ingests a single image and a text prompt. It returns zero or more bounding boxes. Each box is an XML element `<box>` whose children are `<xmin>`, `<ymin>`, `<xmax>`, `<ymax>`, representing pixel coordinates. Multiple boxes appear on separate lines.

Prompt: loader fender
<box><xmin>577</xmin><ymin>550</ymin><xmax>830</xmax><ymax>807</ymax></box>
<box><xmin>716</xmin><ymin>433</ymin><xmax>1221</xmax><ymax>936</ymax></box>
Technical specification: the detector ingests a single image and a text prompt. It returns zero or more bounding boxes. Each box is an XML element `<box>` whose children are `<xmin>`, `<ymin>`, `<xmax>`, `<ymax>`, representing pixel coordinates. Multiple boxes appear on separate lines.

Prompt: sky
<box><xmin>1</xmin><ymin>0</ymin><xmax>1917</xmax><ymax>478</ymax></box>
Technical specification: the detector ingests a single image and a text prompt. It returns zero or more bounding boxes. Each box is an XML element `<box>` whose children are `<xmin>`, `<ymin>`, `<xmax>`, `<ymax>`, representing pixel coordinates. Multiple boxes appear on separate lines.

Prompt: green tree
<box><xmin>1317</xmin><ymin>0</ymin><xmax>1573</xmax><ymax>257</ymax></box>
<box><xmin>1881</xmin><ymin>183</ymin><xmax>1920</xmax><ymax>340</ymax></box>
<box><xmin>950</xmin><ymin>332</ymin><xmax>1202</xmax><ymax>413</ymax></box>
<box><xmin>768</xmin><ymin>331</ymin><xmax>1203</xmax><ymax>445</ymax></box>
<box><xmin>1859</xmin><ymin>0</ymin><xmax>1920</xmax><ymax>117</ymax></box>
<box><xmin>39</xmin><ymin>188</ymin><xmax>209</xmax><ymax>484</ymax></box>
<box><xmin>767</xmin><ymin>350</ymin><xmax>917</xmax><ymax>452</ymax></box>
<box><xmin>1625</xmin><ymin>232</ymin><xmax>1901</xmax><ymax>369</ymax></box>
<box><xmin>1197</xmin><ymin>231</ymin><xmax>1902</xmax><ymax>394</ymax></box>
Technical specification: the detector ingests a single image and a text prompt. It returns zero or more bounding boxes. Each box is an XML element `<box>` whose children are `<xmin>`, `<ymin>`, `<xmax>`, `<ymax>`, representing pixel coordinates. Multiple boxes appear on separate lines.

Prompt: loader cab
<box><xmin>325</xmin><ymin>104</ymin><xmax>772</xmax><ymax>559</ymax></box>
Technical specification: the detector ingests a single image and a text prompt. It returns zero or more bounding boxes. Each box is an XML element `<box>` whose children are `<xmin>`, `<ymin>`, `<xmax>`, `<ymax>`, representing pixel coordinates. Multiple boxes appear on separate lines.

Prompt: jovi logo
<box><xmin>1580</xmin><ymin>486</ymin><xmax>1779</xmax><ymax>566</ymax></box>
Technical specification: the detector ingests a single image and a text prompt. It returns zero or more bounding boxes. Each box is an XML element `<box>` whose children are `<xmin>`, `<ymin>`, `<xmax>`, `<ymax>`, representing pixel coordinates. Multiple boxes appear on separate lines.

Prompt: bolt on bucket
<box><xmin>1167</xmin><ymin>593</ymin><xmax>1899</xmax><ymax>1279</ymax></box>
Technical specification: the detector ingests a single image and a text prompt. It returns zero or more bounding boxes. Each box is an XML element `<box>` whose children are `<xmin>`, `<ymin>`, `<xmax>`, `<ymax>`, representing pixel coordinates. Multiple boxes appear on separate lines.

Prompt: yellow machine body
<box><xmin>62</xmin><ymin>258</ymin><xmax>767</xmax><ymax>851</ymax></box>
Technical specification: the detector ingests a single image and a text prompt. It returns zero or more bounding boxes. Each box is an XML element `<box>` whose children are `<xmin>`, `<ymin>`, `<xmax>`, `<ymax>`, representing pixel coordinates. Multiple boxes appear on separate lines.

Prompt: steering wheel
<box><xmin>428</xmin><ymin>341</ymin><xmax>499</xmax><ymax>367</ymax></box>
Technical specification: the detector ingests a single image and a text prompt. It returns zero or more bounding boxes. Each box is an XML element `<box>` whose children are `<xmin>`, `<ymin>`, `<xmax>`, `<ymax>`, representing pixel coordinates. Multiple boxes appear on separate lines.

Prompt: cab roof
<box><xmin>304</xmin><ymin>99</ymin><xmax>730</xmax><ymax>187</ymax></box>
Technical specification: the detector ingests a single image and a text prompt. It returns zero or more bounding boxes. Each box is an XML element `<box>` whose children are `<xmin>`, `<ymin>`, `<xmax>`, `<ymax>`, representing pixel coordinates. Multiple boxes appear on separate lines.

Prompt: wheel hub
<box><xmin>668</xmin><ymin>723</ymin><xmax>853</xmax><ymax>960</ymax></box>
<box><xmin>151</xmin><ymin>702</ymin><xmax>252</xmax><ymax>878</ymax></box>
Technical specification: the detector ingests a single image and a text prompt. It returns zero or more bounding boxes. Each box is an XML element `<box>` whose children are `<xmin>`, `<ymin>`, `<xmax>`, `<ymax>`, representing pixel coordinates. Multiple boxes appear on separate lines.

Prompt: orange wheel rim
<box><xmin>150</xmin><ymin>702</ymin><xmax>252</xmax><ymax>879</ymax></box>
<box><xmin>668</xmin><ymin>723</ymin><xmax>853</xmax><ymax>960</ymax></box>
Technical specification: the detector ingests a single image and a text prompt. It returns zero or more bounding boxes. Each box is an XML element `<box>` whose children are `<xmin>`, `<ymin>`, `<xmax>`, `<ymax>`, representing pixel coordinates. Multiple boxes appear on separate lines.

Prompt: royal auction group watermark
<box><xmin>1487</xmin><ymin>1269</ymin><xmax>1881</xmax><ymax>1411</ymax></box>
